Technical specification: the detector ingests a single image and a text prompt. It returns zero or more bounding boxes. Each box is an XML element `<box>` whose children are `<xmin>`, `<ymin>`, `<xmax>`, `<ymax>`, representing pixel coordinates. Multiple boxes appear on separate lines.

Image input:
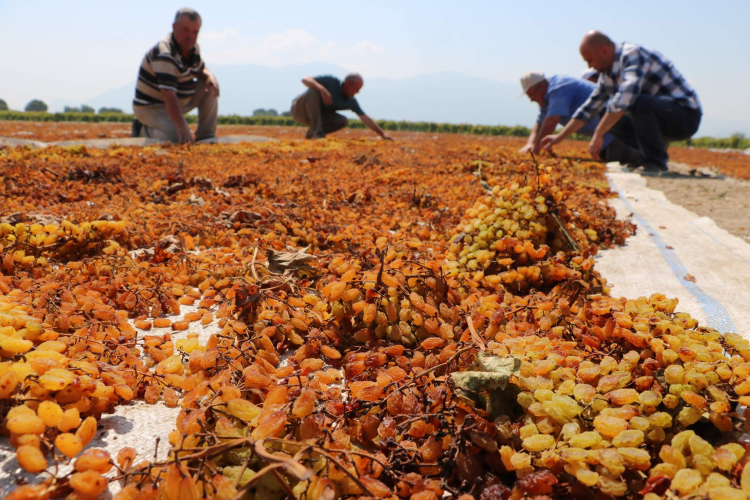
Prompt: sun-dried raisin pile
<box><xmin>1</xmin><ymin>133</ymin><xmax>747</xmax><ymax>500</ymax></box>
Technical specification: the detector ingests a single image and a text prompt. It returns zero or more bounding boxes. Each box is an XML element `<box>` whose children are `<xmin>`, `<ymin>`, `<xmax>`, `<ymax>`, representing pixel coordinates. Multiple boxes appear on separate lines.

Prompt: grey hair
<box><xmin>175</xmin><ymin>7</ymin><xmax>201</xmax><ymax>24</ymax></box>
<box><xmin>344</xmin><ymin>73</ymin><xmax>363</xmax><ymax>84</ymax></box>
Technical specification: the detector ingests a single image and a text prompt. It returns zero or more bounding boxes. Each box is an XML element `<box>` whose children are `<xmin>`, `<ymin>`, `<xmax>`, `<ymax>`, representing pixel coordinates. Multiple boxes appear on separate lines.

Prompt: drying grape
<box><xmin>672</xmin><ymin>469</ymin><xmax>703</xmax><ymax>496</ymax></box>
<box><xmin>74</xmin><ymin>449</ymin><xmax>112</xmax><ymax>473</ymax></box>
<box><xmin>69</xmin><ymin>470</ymin><xmax>108</xmax><ymax>496</ymax></box>
<box><xmin>1</xmin><ymin>125</ymin><xmax>747</xmax><ymax>500</ymax></box>
<box><xmin>16</xmin><ymin>445</ymin><xmax>47</xmax><ymax>473</ymax></box>
<box><xmin>55</xmin><ymin>433</ymin><xmax>83</xmax><ymax>458</ymax></box>
<box><xmin>519</xmin><ymin>470</ymin><xmax>558</xmax><ymax>494</ymax></box>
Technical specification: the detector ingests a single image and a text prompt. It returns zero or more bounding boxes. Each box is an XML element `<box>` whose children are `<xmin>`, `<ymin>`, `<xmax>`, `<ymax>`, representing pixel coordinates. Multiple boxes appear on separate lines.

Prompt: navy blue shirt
<box><xmin>537</xmin><ymin>75</ymin><xmax>613</xmax><ymax>148</ymax></box>
<box><xmin>314</xmin><ymin>76</ymin><xmax>365</xmax><ymax>116</ymax></box>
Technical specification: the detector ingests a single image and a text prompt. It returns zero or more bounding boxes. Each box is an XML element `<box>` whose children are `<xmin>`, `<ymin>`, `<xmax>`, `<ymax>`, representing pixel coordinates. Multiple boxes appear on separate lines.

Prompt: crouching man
<box><xmin>132</xmin><ymin>8</ymin><xmax>219</xmax><ymax>143</ymax></box>
<box><xmin>519</xmin><ymin>71</ymin><xmax>641</xmax><ymax>164</ymax></box>
<box><xmin>542</xmin><ymin>31</ymin><xmax>702</xmax><ymax>174</ymax></box>
<box><xmin>291</xmin><ymin>73</ymin><xmax>392</xmax><ymax>140</ymax></box>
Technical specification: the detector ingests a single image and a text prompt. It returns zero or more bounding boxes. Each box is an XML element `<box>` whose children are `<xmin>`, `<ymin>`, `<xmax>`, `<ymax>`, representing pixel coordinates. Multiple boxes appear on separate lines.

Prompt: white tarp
<box><xmin>0</xmin><ymin>303</ymin><xmax>224</xmax><ymax>497</ymax></box>
<box><xmin>0</xmin><ymin>135</ymin><xmax>276</xmax><ymax>150</ymax></box>
<box><xmin>596</xmin><ymin>164</ymin><xmax>750</xmax><ymax>336</ymax></box>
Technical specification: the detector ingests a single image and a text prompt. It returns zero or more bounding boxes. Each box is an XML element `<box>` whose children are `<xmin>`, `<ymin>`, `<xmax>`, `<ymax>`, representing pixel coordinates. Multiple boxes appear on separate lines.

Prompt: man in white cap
<box><xmin>519</xmin><ymin>71</ymin><xmax>641</xmax><ymax>164</ymax></box>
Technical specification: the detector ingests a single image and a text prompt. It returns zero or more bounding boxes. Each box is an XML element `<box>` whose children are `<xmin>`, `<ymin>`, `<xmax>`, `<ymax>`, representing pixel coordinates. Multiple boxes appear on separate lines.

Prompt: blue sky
<box><xmin>1</xmin><ymin>0</ymin><xmax>749</xmax><ymax>133</ymax></box>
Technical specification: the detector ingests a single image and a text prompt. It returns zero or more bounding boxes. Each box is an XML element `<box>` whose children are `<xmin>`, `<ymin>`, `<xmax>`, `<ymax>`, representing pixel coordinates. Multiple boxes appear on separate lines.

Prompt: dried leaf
<box><xmin>451</xmin><ymin>354</ymin><xmax>521</xmax><ymax>417</ymax></box>
<box><xmin>267</xmin><ymin>246</ymin><xmax>317</xmax><ymax>274</ymax></box>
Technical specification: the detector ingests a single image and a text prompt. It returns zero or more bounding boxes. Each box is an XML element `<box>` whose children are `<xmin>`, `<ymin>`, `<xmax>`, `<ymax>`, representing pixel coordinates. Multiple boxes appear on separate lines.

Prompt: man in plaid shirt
<box><xmin>542</xmin><ymin>31</ymin><xmax>702</xmax><ymax>174</ymax></box>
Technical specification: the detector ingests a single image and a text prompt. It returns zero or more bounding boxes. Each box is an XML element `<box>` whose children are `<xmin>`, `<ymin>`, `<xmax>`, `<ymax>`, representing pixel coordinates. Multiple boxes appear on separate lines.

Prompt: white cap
<box><xmin>520</xmin><ymin>71</ymin><xmax>546</xmax><ymax>96</ymax></box>
<box><xmin>581</xmin><ymin>69</ymin><xmax>598</xmax><ymax>81</ymax></box>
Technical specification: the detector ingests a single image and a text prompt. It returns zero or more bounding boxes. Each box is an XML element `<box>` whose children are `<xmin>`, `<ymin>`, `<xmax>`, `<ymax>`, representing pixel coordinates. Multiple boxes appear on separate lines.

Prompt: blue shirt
<box><xmin>537</xmin><ymin>75</ymin><xmax>613</xmax><ymax>149</ymax></box>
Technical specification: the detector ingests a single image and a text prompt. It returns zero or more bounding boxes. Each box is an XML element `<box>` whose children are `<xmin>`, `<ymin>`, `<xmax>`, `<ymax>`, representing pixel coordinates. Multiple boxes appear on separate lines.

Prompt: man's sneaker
<box><xmin>131</xmin><ymin>119</ymin><xmax>143</xmax><ymax>138</ymax></box>
<box><xmin>628</xmin><ymin>161</ymin><xmax>669</xmax><ymax>177</ymax></box>
<box><xmin>305</xmin><ymin>127</ymin><xmax>326</xmax><ymax>139</ymax></box>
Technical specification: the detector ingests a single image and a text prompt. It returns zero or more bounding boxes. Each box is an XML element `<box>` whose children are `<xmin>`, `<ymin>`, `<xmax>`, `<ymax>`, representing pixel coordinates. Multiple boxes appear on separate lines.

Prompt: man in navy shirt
<box><xmin>519</xmin><ymin>71</ymin><xmax>640</xmax><ymax>164</ymax></box>
<box><xmin>291</xmin><ymin>73</ymin><xmax>392</xmax><ymax>140</ymax></box>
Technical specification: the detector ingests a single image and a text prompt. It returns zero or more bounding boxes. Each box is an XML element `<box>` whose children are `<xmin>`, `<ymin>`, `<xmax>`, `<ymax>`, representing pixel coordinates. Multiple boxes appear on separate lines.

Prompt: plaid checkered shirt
<box><xmin>572</xmin><ymin>42</ymin><xmax>701</xmax><ymax>122</ymax></box>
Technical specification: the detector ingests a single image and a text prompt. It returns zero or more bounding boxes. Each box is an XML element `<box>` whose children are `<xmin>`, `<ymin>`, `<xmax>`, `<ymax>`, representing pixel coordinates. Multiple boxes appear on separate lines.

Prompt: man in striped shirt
<box><xmin>542</xmin><ymin>31</ymin><xmax>702</xmax><ymax>174</ymax></box>
<box><xmin>132</xmin><ymin>8</ymin><xmax>219</xmax><ymax>143</ymax></box>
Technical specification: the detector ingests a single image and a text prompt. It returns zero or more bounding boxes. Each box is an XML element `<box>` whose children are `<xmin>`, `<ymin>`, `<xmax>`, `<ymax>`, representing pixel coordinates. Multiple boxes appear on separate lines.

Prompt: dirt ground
<box><xmin>647</xmin><ymin>168</ymin><xmax>750</xmax><ymax>243</ymax></box>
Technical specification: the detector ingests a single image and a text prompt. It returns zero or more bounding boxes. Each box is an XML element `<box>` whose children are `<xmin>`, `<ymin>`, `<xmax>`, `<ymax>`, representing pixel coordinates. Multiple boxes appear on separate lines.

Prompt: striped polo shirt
<box><xmin>133</xmin><ymin>34</ymin><xmax>205</xmax><ymax>107</ymax></box>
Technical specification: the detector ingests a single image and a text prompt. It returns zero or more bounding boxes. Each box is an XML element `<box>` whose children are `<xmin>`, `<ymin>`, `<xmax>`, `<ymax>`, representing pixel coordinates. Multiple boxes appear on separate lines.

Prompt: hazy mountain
<box><xmin>64</xmin><ymin>62</ymin><xmax>537</xmax><ymax>128</ymax></box>
<box><xmin>58</xmin><ymin>62</ymin><xmax>749</xmax><ymax>137</ymax></box>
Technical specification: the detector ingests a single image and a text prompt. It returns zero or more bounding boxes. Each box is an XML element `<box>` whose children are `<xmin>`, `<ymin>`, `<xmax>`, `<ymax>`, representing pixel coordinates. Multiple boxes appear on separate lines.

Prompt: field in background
<box><xmin>2</xmin><ymin>111</ymin><xmax>749</xmax><ymax>150</ymax></box>
<box><xmin>2</xmin><ymin>120</ymin><xmax>749</xmax><ymax>180</ymax></box>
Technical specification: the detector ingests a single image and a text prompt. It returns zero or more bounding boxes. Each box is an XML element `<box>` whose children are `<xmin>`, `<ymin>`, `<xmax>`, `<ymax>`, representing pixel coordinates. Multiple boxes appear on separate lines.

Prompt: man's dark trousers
<box><xmin>609</xmin><ymin>95</ymin><xmax>701</xmax><ymax>168</ymax></box>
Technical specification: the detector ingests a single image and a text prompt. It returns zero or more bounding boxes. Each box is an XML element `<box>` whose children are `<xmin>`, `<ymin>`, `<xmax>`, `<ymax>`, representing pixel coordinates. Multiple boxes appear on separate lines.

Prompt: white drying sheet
<box><xmin>596</xmin><ymin>163</ymin><xmax>750</xmax><ymax>336</ymax></box>
<box><xmin>0</xmin><ymin>303</ymin><xmax>225</xmax><ymax>498</ymax></box>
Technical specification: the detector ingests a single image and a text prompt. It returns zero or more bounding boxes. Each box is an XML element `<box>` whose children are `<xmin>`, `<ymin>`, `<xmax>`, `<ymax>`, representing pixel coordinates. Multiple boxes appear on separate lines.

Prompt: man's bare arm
<box><xmin>587</xmin><ymin>110</ymin><xmax>626</xmax><ymax>159</ymax></box>
<box><xmin>535</xmin><ymin>116</ymin><xmax>560</xmax><ymax>153</ymax></box>
<box><xmin>302</xmin><ymin>76</ymin><xmax>332</xmax><ymax>105</ymax></box>
<box><xmin>519</xmin><ymin>122</ymin><xmax>540</xmax><ymax>154</ymax></box>
<box><xmin>160</xmin><ymin>88</ymin><xmax>193</xmax><ymax>144</ymax></box>
<box><xmin>540</xmin><ymin>118</ymin><xmax>586</xmax><ymax>149</ymax></box>
<box><xmin>593</xmin><ymin>110</ymin><xmax>626</xmax><ymax>138</ymax></box>
<box><xmin>359</xmin><ymin>114</ymin><xmax>393</xmax><ymax>141</ymax></box>
<box><xmin>197</xmin><ymin>67</ymin><xmax>220</xmax><ymax>97</ymax></box>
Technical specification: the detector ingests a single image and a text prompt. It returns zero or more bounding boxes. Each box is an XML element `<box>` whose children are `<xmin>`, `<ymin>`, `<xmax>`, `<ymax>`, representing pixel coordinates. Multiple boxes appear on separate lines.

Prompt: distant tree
<box><xmin>25</xmin><ymin>100</ymin><xmax>48</xmax><ymax>112</ymax></box>
<box><xmin>98</xmin><ymin>107</ymin><xmax>123</xmax><ymax>114</ymax></box>
<box><xmin>0</xmin><ymin>99</ymin><xmax>8</xmax><ymax>111</ymax></box>
<box><xmin>81</xmin><ymin>105</ymin><xmax>95</xmax><ymax>113</ymax></box>
<box><xmin>64</xmin><ymin>106</ymin><xmax>81</xmax><ymax>113</ymax></box>
<box><xmin>281</xmin><ymin>111</ymin><xmax>291</xmax><ymax>117</ymax></box>
<box><xmin>253</xmin><ymin>108</ymin><xmax>279</xmax><ymax>117</ymax></box>
<box><xmin>729</xmin><ymin>132</ymin><xmax>747</xmax><ymax>149</ymax></box>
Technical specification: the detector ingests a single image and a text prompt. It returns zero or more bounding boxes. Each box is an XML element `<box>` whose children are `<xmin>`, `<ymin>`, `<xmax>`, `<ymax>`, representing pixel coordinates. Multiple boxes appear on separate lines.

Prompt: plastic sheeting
<box><xmin>0</xmin><ymin>135</ymin><xmax>276</xmax><ymax>149</ymax></box>
<box><xmin>0</xmin><ymin>303</ymin><xmax>225</xmax><ymax>497</ymax></box>
<box><xmin>596</xmin><ymin>163</ymin><xmax>750</xmax><ymax>335</ymax></box>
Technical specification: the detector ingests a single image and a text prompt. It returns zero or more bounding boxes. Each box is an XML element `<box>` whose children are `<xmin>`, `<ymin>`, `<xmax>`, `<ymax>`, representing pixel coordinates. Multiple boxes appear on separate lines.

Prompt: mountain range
<box><xmin>50</xmin><ymin>62</ymin><xmax>749</xmax><ymax>138</ymax></box>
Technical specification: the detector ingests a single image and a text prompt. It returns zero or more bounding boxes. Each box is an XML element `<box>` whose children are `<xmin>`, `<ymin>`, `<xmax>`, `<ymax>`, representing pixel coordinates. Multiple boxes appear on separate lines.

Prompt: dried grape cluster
<box><xmin>0</xmin><ymin>133</ymin><xmax>748</xmax><ymax>500</ymax></box>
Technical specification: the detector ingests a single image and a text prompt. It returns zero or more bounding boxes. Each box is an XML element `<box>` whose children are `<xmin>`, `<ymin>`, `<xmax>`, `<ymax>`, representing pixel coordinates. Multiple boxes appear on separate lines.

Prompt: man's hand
<box><xmin>540</xmin><ymin>134</ymin><xmax>562</xmax><ymax>150</ymax></box>
<box><xmin>160</xmin><ymin>87</ymin><xmax>194</xmax><ymax>144</ymax></box>
<box><xmin>177</xmin><ymin>123</ymin><xmax>195</xmax><ymax>144</ymax></box>
<box><xmin>319</xmin><ymin>87</ymin><xmax>333</xmax><ymax>106</ymax></box>
<box><xmin>588</xmin><ymin>134</ymin><xmax>604</xmax><ymax>160</ymax></box>
<box><xmin>205</xmin><ymin>70</ymin><xmax>220</xmax><ymax>97</ymax></box>
<box><xmin>518</xmin><ymin>143</ymin><xmax>533</xmax><ymax>154</ymax></box>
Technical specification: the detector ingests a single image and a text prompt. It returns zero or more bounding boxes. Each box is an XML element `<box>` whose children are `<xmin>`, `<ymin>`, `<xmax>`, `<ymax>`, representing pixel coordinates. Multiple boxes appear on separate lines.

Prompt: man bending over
<box><xmin>291</xmin><ymin>73</ymin><xmax>392</xmax><ymax>140</ymax></box>
<box><xmin>132</xmin><ymin>8</ymin><xmax>219</xmax><ymax>143</ymax></box>
<box><xmin>542</xmin><ymin>31</ymin><xmax>701</xmax><ymax>174</ymax></box>
<box><xmin>519</xmin><ymin>71</ymin><xmax>640</xmax><ymax>164</ymax></box>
